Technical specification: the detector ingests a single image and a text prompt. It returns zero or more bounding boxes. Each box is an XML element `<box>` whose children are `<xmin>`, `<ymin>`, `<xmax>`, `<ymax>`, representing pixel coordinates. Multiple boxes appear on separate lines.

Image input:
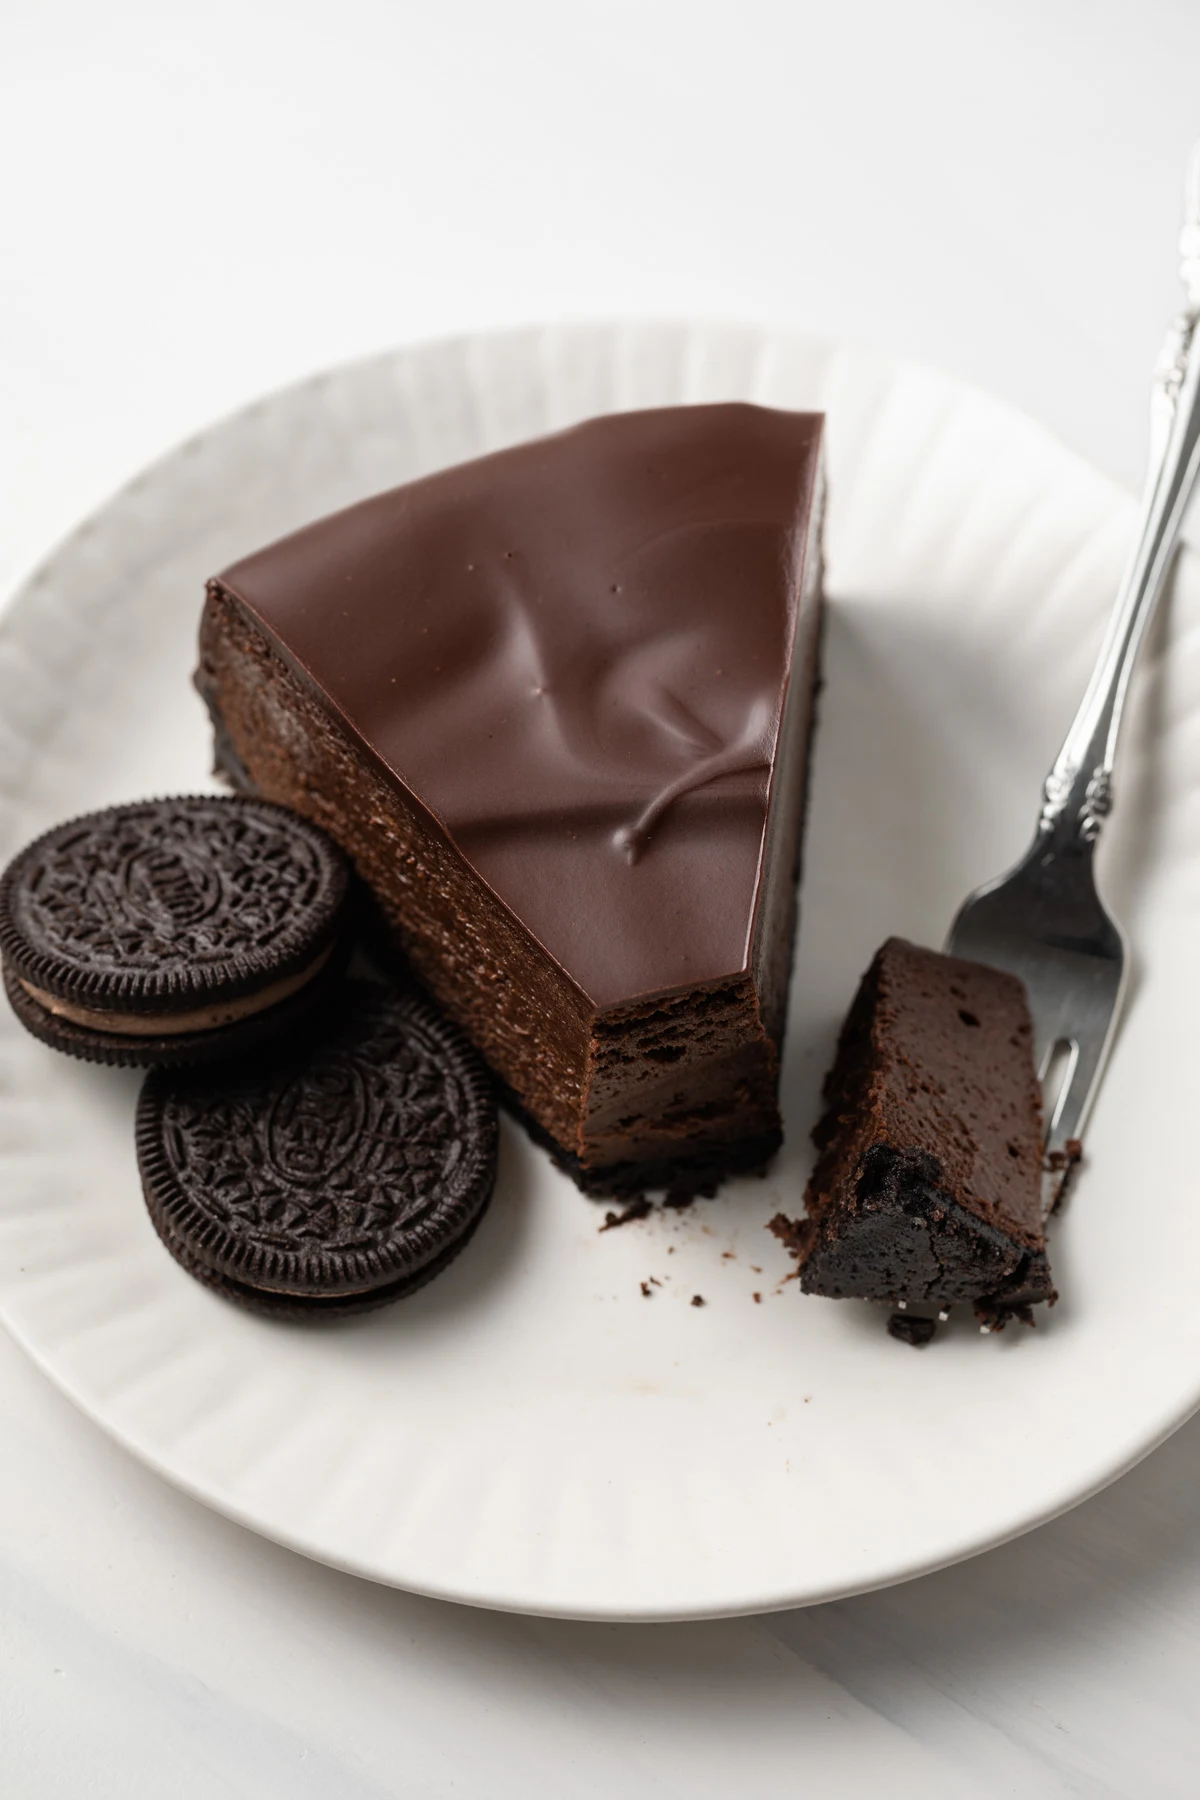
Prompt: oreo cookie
<box><xmin>135</xmin><ymin>981</ymin><xmax>498</xmax><ymax>1317</ymax></box>
<box><xmin>0</xmin><ymin>795</ymin><xmax>350</xmax><ymax>1065</ymax></box>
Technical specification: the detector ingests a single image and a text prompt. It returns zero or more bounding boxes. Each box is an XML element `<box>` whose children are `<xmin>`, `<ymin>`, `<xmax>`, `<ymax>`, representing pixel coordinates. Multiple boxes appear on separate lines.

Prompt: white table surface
<box><xmin>4</xmin><ymin>3</ymin><xmax>1199</xmax><ymax>1793</ymax></box>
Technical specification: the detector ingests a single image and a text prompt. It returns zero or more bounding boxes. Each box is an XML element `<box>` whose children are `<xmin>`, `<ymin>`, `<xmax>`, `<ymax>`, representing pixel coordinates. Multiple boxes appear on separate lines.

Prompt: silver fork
<box><xmin>947</xmin><ymin>144</ymin><xmax>1200</xmax><ymax>1214</ymax></box>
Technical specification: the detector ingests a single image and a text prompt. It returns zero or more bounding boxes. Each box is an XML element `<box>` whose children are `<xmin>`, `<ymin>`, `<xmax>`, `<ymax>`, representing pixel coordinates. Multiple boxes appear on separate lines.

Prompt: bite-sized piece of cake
<box><xmin>772</xmin><ymin>938</ymin><xmax>1053</xmax><ymax>1328</ymax></box>
<box><xmin>197</xmin><ymin>403</ymin><xmax>825</xmax><ymax>1197</ymax></box>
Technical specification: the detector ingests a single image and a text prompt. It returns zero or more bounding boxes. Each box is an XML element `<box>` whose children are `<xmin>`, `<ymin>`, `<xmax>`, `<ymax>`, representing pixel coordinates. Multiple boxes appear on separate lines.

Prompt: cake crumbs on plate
<box><xmin>599</xmin><ymin>1197</ymin><xmax>652</xmax><ymax>1232</ymax></box>
<box><xmin>888</xmin><ymin>1312</ymin><xmax>937</xmax><ymax>1348</ymax></box>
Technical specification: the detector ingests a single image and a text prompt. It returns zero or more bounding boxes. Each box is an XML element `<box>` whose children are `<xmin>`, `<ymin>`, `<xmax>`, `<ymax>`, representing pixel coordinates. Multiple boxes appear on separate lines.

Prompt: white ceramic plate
<box><xmin>1</xmin><ymin>322</ymin><xmax>1197</xmax><ymax>1622</ymax></box>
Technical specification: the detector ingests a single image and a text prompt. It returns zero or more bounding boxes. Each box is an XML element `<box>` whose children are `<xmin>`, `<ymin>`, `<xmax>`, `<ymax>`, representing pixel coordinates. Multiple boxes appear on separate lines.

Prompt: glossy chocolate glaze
<box><xmin>216</xmin><ymin>404</ymin><xmax>823</xmax><ymax>1010</ymax></box>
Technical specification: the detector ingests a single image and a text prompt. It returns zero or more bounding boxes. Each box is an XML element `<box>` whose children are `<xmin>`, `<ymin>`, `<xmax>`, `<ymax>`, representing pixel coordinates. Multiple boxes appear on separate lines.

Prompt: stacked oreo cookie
<box><xmin>1</xmin><ymin>797</ymin><xmax>350</xmax><ymax>1065</ymax></box>
<box><xmin>0</xmin><ymin>796</ymin><xmax>498</xmax><ymax>1317</ymax></box>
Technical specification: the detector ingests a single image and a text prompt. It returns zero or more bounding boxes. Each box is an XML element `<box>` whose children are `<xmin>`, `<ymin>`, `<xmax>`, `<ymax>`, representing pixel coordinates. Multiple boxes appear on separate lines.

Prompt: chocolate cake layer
<box><xmin>775</xmin><ymin>938</ymin><xmax>1053</xmax><ymax>1324</ymax></box>
<box><xmin>197</xmin><ymin>403</ymin><xmax>825</xmax><ymax>1193</ymax></box>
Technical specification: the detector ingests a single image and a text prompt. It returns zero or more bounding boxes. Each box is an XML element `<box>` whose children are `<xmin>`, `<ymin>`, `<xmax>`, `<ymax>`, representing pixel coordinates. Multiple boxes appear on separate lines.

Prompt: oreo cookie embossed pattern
<box><xmin>136</xmin><ymin>982</ymin><xmax>499</xmax><ymax>1317</ymax></box>
<box><xmin>0</xmin><ymin>796</ymin><xmax>350</xmax><ymax>1065</ymax></box>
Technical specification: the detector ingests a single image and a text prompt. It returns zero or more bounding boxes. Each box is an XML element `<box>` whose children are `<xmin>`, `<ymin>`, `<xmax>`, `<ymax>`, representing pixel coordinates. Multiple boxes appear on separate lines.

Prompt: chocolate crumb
<box><xmin>767</xmin><ymin>1212</ymin><xmax>812</xmax><ymax>1258</ymax></box>
<box><xmin>690</xmin><ymin>1294</ymin><xmax>705</xmax><ymax>1307</ymax></box>
<box><xmin>975</xmin><ymin>1297</ymin><xmax>1038</xmax><ymax>1331</ymax></box>
<box><xmin>640</xmin><ymin>1280</ymin><xmax>652</xmax><ymax>1298</ymax></box>
<box><xmin>1046</xmin><ymin>1139</ymin><xmax>1083</xmax><ymax>1175</ymax></box>
<box><xmin>752</xmin><ymin>1291</ymin><xmax>762</xmax><ymax>1304</ymax></box>
<box><xmin>887</xmin><ymin>1312</ymin><xmax>937</xmax><ymax>1347</ymax></box>
<box><xmin>599</xmin><ymin>1197</ymin><xmax>652</xmax><ymax>1232</ymax></box>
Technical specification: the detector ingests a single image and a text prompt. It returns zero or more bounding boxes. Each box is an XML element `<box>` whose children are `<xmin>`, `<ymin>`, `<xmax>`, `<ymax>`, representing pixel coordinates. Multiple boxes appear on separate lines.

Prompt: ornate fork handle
<box><xmin>1038</xmin><ymin>152</ymin><xmax>1200</xmax><ymax>851</ymax></box>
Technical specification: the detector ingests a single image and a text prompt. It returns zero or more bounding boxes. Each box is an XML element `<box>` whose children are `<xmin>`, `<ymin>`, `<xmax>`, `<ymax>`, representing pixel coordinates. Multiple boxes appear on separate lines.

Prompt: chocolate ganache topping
<box><xmin>215</xmin><ymin>403</ymin><xmax>824</xmax><ymax>1009</ymax></box>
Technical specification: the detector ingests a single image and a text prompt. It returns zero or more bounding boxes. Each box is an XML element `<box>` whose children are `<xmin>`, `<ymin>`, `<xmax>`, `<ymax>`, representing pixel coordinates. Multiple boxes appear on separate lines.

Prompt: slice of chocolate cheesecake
<box><xmin>772</xmin><ymin>938</ymin><xmax>1053</xmax><ymax>1326</ymax></box>
<box><xmin>197</xmin><ymin>403</ymin><xmax>825</xmax><ymax>1197</ymax></box>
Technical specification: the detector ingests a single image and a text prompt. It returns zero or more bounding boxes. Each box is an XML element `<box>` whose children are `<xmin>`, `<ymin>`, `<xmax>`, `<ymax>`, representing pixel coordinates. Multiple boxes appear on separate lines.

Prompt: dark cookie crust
<box><xmin>3</xmin><ymin>949</ymin><xmax>347</xmax><ymax>1070</ymax></box>
<box><xmin>136</xmin><ymin>981</ymin><xmax>498</xmax><ymax>1308</ymax></box>
<box><xmin>0</xmin><ymin>794</ymin><xmax>349</xmax><ymax>1013</ymax></box>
